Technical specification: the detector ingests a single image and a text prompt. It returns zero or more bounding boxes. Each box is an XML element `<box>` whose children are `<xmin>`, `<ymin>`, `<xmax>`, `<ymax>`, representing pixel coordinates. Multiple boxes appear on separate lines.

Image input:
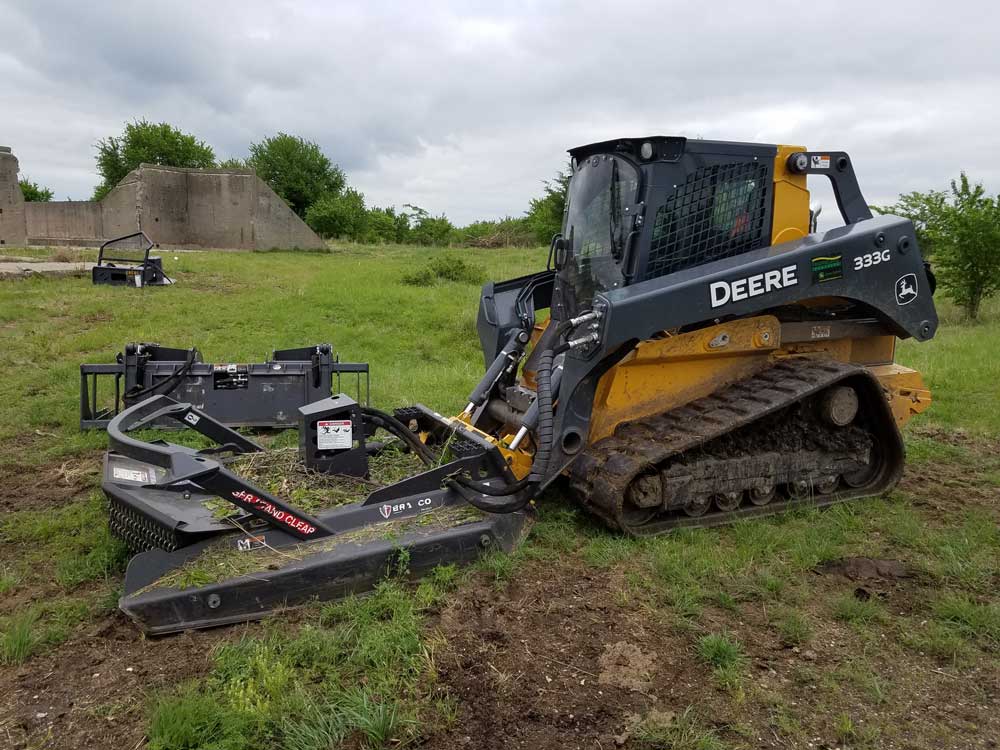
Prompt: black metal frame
<box><xmin>80</xmin><ymin>342</ymin><xmax>370</xmax><ymax>430</ymax></box>
<box><xmin>105</xmin><ymin>394</ymin><xmax>528</xmax><ymax>633</ymax></box>
<box><xmin>92</xmin><ymin>231</ymin><xmax>171</xmax><ymax>287</ymax></box>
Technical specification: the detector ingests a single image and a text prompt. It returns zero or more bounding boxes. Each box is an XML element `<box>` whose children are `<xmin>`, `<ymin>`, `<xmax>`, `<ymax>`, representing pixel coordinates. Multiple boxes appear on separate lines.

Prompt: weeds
<box><xmin>1</xmin><ymin>610</ymin><xmax>39</xmax><ymax>665</ymax></box>
<box><xmin>931</xmin><ymin>592</ymin><xmax>1000</xmax><ymax>647</ymax></box>
<box><xmin>772</xmin><ymin>608</ymin><xmax>812</xmax><ymax>647</ymax></box>
<box><xmin>696</xmin><ymin>632</ymin><xmax>747</xmax><ymax>688</ymax></box>
<box><xmin>633</xmin><ymin>707</ymin><xmax>725</xmax><ymax>750</ymax></box>
<box><xmin>0</xmin><ymin>564</ymin><xmax>20</xmax><ymax>594</ymax></box>
<box><xmin>832</xmin><ymin>593</ymin><xmax>886</xmax><ymax>627</ymax></box>
<box><xmin>149</xmin><ymin>578</ymin><xmax>431</xmax><ymax>747</ymax></box>
<box><xmin>401</xmin><ymin>254</ymin><xmax>484</xmax><ymax>286</ymax></box>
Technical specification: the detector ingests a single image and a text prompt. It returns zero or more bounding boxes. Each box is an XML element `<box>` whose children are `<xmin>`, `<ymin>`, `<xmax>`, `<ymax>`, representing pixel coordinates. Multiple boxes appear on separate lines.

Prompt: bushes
<box><xmin>306</xmin><ymin>189</ymin><xmax>369</xmax><ymax>241</ymax></box>
<box><xmin>401</xmin><ymin>255</ymin><xmax>485</xmax><ymax>286</ymax></box>
<box><xmin>455</xmin><ymin>217</ymin><xmax>536</xmax><ymax>247</ymax></box>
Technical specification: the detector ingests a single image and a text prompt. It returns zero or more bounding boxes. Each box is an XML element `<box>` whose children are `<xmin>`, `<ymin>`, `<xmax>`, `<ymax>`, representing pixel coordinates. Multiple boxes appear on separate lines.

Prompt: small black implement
<box><xmin>92</xmin><ymin>231</ymin><xmax>172</xmax><ymax>287</ymax></box>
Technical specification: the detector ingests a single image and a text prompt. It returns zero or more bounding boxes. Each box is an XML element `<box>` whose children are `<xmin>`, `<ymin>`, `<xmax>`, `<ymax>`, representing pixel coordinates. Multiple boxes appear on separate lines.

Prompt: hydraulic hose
<box><xmin>448</xmin><ymin>343</ymin><xmax>557</xmax><ymax>512</ymax></box>
<box><xmin>361</xmin><ymin>406</ymin><xmax>437</xmax><ymax>466</ymax></box>
<box><xmin>124</xmin><ymin>348</ymin><xmax>198</xmax><ymax>403</ymax></box>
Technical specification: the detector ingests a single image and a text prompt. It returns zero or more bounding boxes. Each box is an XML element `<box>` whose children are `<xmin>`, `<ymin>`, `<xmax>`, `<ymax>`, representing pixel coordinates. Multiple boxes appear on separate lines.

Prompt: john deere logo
<box><xmin>895</xmin><ymin>274</ymin><xmax>918</xmax><ymax>305</ymax></box>
<box><xmin>379</xmin><ymin>504</ymin><xmax>393</xmax><ymax>519</ymax></box>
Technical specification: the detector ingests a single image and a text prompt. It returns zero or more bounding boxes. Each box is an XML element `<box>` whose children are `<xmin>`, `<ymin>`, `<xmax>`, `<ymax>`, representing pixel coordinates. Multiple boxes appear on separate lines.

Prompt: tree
<box><xmin>404</xmin><ymin>204</ymin><xmax>454</xmax><ymax>246</ymax></box>
<box><xmin>218</xmin><ymin>157</ymin><xmax>247</xmax><ymax>170</ymax></box>
<box><xmin>874</xmin><ymin>189</ymin><xmax>947</xmax><ymax>259</ymax></box>
<box><xmin>246</xmin><ymin>134</ymin><xmax>345</xmax><ymax>217</ymax></box>
<box><xmin>306</xmin><ymin>188</ymin><xmax>368</xmax><ymax>240</ymax></box>
<box><xmin>18</xmin><ymin>178</ymin><xmax>53</xmax><ymax>202</ymax></box>
<box><xmin>525</xmin><ymin>163</ymin><xmax>572</xmax><ymax>244</ymax></box>
<box><xmin>365</xmin><ymin>206</ymin><xmax>410</xmax><ymax>244</ymax></box>
<box><xmin>878</xmin><ymin>173</ymin><xmax>1000</xmax><ymax>320</ymax></box>
<box><xmin>93</xmin><ymin>120</ymin><xmax>215</xmax><ymax>200</ymax></box>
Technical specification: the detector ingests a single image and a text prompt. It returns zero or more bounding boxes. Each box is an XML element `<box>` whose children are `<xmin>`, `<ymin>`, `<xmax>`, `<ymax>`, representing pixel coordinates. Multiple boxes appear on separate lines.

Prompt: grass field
<box><xmin>0</xmin><ymin>244</ymin><xmax>998</xmax><ymax>749</ymax></box>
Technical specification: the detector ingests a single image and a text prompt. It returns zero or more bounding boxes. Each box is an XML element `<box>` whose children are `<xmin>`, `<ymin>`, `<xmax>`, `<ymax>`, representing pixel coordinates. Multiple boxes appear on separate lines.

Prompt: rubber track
<box><xmin>567</xmin><ymin>357</ymin><xmax>903</xmax><ymax>536</ymax></box>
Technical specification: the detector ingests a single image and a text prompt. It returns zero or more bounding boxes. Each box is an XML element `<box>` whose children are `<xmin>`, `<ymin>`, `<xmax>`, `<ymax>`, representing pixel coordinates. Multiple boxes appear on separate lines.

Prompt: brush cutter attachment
<box><xmin>105</xmin><ymin>395</ymin><xmax>530</xmax><ymax>634</ymax></box>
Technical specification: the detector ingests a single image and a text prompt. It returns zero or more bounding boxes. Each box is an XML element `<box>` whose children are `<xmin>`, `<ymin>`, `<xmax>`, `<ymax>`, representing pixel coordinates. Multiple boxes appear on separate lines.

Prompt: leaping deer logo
<box><xmin>895</xmin><ymin>274</ymin><xmax>918</xmax><ymax>305</ymax></box>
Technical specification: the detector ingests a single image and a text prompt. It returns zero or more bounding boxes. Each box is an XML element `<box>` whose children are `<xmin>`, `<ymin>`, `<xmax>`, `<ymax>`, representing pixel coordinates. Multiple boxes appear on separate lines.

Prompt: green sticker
<box><xmin>811</xmin><ymin>255</ymin><xmax>843</xmax><ymax>283</ymax></box>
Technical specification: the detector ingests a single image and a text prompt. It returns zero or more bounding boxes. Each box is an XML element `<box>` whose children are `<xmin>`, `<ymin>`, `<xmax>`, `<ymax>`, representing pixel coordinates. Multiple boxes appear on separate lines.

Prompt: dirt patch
<box><xmin>598</xmin><ymin>641</ymin><xmax>657</xmax><ymax>692</ymax></box>
<box><xmin>0</xmin><ymin>613</ymin><xmax>255</xmax><ymax>750</ymax></box>
<box><xmin>818</xmin><ymin>556</ymin><xmax>912</xmax><ymax>581</ymax></box>
<box><xmin>422</xmin><ymin>565</ymin><xmax>713</xmax><ymax>750</ymax></box>
<box><xmin>0</xmin><ymin>454</ymin><xmax>101</xmax><ymax>513</ymax></box>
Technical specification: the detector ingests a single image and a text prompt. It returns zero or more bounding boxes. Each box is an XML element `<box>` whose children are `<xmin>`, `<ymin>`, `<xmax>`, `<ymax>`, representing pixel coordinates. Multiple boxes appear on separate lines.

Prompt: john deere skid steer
<box><xmin>103</xmin><ymin>137</ymin><xmax>937</xmax><ymax>633</ymax></box>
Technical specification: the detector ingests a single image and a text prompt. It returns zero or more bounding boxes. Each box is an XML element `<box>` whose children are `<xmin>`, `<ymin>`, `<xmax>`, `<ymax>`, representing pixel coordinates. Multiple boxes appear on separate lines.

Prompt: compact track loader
<box><xmin>104</xmin><ymin>137</ymin><xmax>937</xmax><ymax>633</ymax></box>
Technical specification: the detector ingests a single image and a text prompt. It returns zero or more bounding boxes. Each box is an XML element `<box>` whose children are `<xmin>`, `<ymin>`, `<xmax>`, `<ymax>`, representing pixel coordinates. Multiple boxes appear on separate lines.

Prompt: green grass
<box><xmin>0</xmin><ymin>610</ymin><xmax>39</xmax><ymax>665</ymax></box>
<box><xmin>148</xmin><ymin>574</ymin><xmax>445</xmax><ymax>748</ymax></box>
<box><xmin>0</xmin><ymin>491</ymin><xmax>129</xmax><ymax>588</ymax></box>
<box><xmin>897</xmin><ymin>297</ymin><xmax>1000</xmax><ymax>434</ymax></box>
<box><xmin>0</xmin><ymin>564</ymin><xmax>20</xmax><ymax>594</ymax></box>
<box><xmin>831</xmin><ymin>593</ymin><xmax>887</xmax><ymax>627</ymax></box>
<box><xmin>0</xmin><ymin>243</ymin><xmax>547</xmax><ymax>463</ymax></box>
<box><xmin>772</xmin><ymin>607</ymin><xmax>813</xmax><ymax>647</ymax></box>
<box><xmin>696</xmin><ymin>632</ymin><xmax>747</xmax><ymax>688</ymax></box>
<box><xmin>633</xmin><ymin>707</ymin><xmax>726</xmax><ymax>750</ymax></box>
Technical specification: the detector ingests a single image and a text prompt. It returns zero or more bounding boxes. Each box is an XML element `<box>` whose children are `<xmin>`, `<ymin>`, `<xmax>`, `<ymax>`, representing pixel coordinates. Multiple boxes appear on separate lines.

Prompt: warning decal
<box><xmin>317</xmin><ymin>419</ymin><xmax>353</xmax><ymax>450</ymax></box>
<box><xmin>810</xmin><ymin>155</ymin><xmax>830</xmax><ymax>169</ymax></box>
<box><xmin>112</xmin><ymin>466</ymin><xmax>149</xmax><ymax>483</ymax></box>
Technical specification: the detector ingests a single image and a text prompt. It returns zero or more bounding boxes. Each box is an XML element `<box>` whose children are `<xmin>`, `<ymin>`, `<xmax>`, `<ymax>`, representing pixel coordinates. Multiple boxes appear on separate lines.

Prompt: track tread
<box><xmin>568</xmin><ymin>357</ymin><xmax>903</xmax><ymax>536</ymax></box>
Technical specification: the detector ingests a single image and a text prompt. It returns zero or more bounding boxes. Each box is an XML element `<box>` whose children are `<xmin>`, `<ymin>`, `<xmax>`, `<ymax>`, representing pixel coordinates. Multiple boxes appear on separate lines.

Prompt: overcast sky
<box><xmin>1</xmin><ymin>0</ymin><xmax>996</xmax><ymax>226</ymax></box>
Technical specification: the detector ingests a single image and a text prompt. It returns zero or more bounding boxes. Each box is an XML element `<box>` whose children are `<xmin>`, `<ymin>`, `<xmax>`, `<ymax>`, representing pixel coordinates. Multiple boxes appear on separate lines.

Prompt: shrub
<box><xmin>306</xmin><ymin>189</ymin><xmax>369</xmax><ymax>240</ymax></box>
<box><xmin>455</xmin><ymin>217</ymin><xmax>536</xmax><ymax>247</ymax></box>
<box><xmin>401</xmin><ymin>255</ymin><xmax>484</xmax><ymax>286</ymax></box>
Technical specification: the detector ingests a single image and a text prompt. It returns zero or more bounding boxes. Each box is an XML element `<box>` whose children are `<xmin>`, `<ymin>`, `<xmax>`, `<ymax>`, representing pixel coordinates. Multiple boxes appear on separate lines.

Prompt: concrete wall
<box><xmin>185</xmin><ymin>169</ymin><xmax>256</xmax><ymax>249</ymax></box>
<box><xmin>26</xmin><ymin>200</ymin><xmax>103</xmax><ymax>241</ymax></box>
<box><xmin>101</xmin><ymin>173</ymin><xmax>140</xmax><ymax>238</ymax></box>
<box><xmin>254</xmin><ymin>179</ymin><xmax>330</xmax><ymax>250</ymax></box>
<box><xmin>0</xmin><ymin>147</ymin><xmax>28</xmax><ymax>248</ymax></box>
<box><xmin>0</xmin><ymin>148</ymin><xmax>326</xmax><ymax>251</ymax></box>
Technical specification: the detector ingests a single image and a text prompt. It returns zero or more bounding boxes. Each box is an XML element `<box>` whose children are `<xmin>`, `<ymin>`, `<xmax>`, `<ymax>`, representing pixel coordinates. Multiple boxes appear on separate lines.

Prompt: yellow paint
<box><xmin>771</xmin><ymin>144</ymin><xmax>811</xmax><ymax>246</ymax></box>
<box><xmin>588</xmin><ymin>316</ymin><xmax>782</xmax><ymax>442</ymax></box>
<box><xmin>868</xmin><ymin>364</ymin><xmax>933</xmax><ymax>427</ymax></box>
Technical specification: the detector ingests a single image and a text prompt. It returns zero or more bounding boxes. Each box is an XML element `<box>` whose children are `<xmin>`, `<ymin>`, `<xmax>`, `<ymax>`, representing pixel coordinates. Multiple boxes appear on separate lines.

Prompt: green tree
<box><xmin>525</xmin><ymin>162</ymin><xmax>572</xmax><ymax>244</ymax></box>
<box><xmin>18</xmin><ymin>178</ymin><xmax>53</xmax><ymax>202</ymax></box>
<box><xmin>878</xmin><ymin>173</ymin><xmax>1000</xmax><ymax>320</ymax></box>
<box><xmin>306</xmin><ymin>188</ymin><xmax>369</xmax><ymax>240</ymax></box>
<box><xmin>93</xmin><ymin>120</ymin><xmax>215</xmax><ymax>200</ymax></box>
<box><xmin>218</xmin><ymin>157</ymin><xmax>247</xmax><ymax>169</ymax></box>
<box><xmin>874</xmin><ymin>189</ymin><xmax>948</xmax><ymax>258</ymax></box>
<box><xmin>404</xmin><ymin>204</ymin><xmax>454</xmax><ymax>246</ymax></box>
<box><xmin>365</xmin><ymin>206</ymin><xmax>410</xmax><ymax>244</ymax></box>
<box><xmin>247</xmin><ymin>134</ymin><xmax>345</xmax><ymax>217</ymax></box>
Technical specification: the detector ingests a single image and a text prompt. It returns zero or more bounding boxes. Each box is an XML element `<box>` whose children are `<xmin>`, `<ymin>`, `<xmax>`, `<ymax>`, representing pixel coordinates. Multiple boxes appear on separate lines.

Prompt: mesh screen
<box><xmin>646</xmin><ymin>161</ymin><xmax>770</xmax><ymax>280</ymax></box>
<box><xmin>100</xmin><ymin>232</ymin><xmax>153</xmax><ymax>264</ymax></box>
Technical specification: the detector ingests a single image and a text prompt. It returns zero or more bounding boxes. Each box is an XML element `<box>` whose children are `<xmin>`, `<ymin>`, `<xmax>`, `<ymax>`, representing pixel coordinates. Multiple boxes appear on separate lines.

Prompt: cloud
<box><xmin>1</xmin><ymin>0</ymin><xmax>995</xmax><ymax>223</ymax></box>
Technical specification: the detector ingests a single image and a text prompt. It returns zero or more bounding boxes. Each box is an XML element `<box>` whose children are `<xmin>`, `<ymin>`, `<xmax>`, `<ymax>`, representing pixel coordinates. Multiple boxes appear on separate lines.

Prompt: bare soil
<box><xmin>0</xmin><ymin>614</ymin><xmax>250</xmax><ymax>750</ymax></box>
<box><xmin>0</xmin><ymin>454</ymin><xmax>101</xmax><ymax>514</ymax></box>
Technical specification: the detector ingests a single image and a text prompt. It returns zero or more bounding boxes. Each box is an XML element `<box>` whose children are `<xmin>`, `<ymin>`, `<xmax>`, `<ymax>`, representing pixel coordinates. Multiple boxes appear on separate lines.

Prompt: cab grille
<box><xmin>646</xmin><ymin>161</ymin><xmax>770</xmax><ymax>280</ymax></box>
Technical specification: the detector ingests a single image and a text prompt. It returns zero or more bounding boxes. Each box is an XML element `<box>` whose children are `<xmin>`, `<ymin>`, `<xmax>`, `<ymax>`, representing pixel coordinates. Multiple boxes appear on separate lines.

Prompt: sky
<box><xmin>1</xmin><ymin>0</ymin><xmax>997</xmax><ymax>227</ymax></box>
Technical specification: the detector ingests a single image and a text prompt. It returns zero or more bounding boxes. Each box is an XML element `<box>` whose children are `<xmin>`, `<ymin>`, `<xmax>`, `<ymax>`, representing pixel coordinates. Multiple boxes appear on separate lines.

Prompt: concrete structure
<box><xmin>0</xmin><ymin>148</ymin><xmax>326</xmax><ymax>250</ymax></box>
<box><xmin>0</xmin><ymin>147</ymin><xmax>28</xmax><ymax>248</ymax></box>
<box><xmin>0</xmin><ymin>260</ymin><xmax>95</xmax><ymax>280</ymax></box>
